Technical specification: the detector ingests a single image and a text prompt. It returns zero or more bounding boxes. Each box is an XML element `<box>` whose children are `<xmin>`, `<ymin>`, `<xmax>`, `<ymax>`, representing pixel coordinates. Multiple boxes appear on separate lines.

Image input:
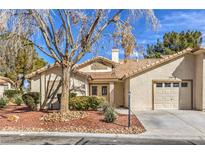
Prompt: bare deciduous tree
<box><xmin>0</xmin><ymin>9</ymin><xmax>158</xmax><ymax>113</ymax></box>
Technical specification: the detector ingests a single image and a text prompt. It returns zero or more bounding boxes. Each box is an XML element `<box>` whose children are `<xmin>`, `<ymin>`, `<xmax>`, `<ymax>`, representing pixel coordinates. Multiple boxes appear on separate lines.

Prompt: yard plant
<box><xmin>0</xmin><ymin>97</ymin><xmax>8</xmax><ymax>108</ymax></box>
<box><xmin>69</xmin><ymin>96</ymin><xmax>104</xmax><ymax>111</ymax></box>
<box><xmin>22</xmin><ymin>92</ymin><xmax>40</xmax><ymax>111</ymax></box>
<box><xmin>14</xmin><ymin>95</ymin><xmax>23</xmax><ymax>106</ymax></box>
<box><xmin>4</xmin><ymin>90</ymin><xmax>22</xmax><ymax>98</ymax></box>
<box><xmin>103</xmin><ymin>103</ymin><xmax>117</xmax><ymax>123</ymax></box>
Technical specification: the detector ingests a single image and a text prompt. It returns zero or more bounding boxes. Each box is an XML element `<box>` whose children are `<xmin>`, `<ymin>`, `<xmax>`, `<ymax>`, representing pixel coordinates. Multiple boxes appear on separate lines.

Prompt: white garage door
<box><xmin>154</xmin><ymin>81</ymin><xmax>192</xmax><ymax>110</ymax></box>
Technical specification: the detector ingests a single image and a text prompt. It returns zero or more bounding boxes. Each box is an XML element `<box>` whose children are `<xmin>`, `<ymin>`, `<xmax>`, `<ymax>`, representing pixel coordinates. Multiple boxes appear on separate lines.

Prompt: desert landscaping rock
<box><xmin>0</xmin><ymin>105</ymin><xmax>145</xmax><ymax>134</ymax></box>
<box><xmin>40</xmin><ymin>111</ymin><xmax>87</xmax><ymax>122</ymax></box>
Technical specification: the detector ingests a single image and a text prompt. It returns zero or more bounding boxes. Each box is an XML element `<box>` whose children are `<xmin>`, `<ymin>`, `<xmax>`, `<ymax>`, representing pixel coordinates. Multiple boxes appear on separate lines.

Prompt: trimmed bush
<box><xmin>4</xmin><ymin>90</ymin><xmax>22</xmax><ymax>98</ymax></box>
<box><xmin>22</xmin><ymin>92</ymin><xmax>40</xmax><ymax>111</ymax></box>
<box><xmin>14</xmin><ymin>95</ymin><xmax>23</xmax><ymax>106</ymax></box>
<box><xmin>57</xmin><ymin>92</ymin><xmax>77</xmax><ymax>103</ymax></box>
<box><xmin>88</xmin><ymin>96</ymin><xmax>105</xmax><ymax>110</ymax></box>
<box><xmin>103</xmin><ymin>105</ymin><xmax>117</xmax><ymax>123</ymax></box>
<box><xmin>0</xmin><ymin>97</ymin><xmax>8</xmax><ymax>108</ymax></box>
<box><xmin>69</xmin><ymin>96</ymin><xmax>90</xmax><ymax>110</ymax></box>
<box><xmin>69</xmin><ymin>96</ymin><xmax>104</xmax><ymax>111</ymax></box>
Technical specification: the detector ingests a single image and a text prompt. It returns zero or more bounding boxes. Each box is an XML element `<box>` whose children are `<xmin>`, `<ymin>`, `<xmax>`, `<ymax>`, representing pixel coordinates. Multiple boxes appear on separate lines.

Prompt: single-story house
<box><xmin>26</xmin><ymin>47</ymin><xmax>205</xmax><ymax>111</ymax></box>
<box><xmin>0</xmin><ymin>76</ymin><xmax>14</xmax><ymax>97</ymax></box>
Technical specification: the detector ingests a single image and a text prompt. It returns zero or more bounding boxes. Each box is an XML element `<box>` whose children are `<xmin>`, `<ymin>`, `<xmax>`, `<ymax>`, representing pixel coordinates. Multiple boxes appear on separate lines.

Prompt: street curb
<box><xmin>0</xmin><ymin>131</ymin><xmax>205</xmax><ymax>140</ymax></box>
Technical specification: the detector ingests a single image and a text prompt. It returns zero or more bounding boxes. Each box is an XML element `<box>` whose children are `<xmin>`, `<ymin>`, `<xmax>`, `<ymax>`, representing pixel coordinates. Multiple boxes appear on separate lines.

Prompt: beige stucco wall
<box><xmin>30</xmin><ymin>76</ymin><xmax>41</xmax><ymax>92</ymax></box>
<box><xmin>128</xmin><ymin>54</ymin><xmax>196</xmax><ymax>111</ymax></box>
<box><xmin>0</xmin><ymin>83</ymin><xmax>12</xmax><ymax>98</ymax></box>
<box><xmin>30</xmin><ymin>66</ymin><xmax>89</xmax><ymax>109</ymax></box>
<box><xmin>124</xmin><ymin>78</ymin><xmax>130</xmax><ymax>108</ymax></box>
<box><xmin>194</xmin><ymin>53</ymin><xmax>203</xmax><ymax>110</ymax></box>
<box><xmin>79</xmin><ymin>62</ymin><xmax>112</xmax><ymax>72</ymax></box>
<box><xmin>194</xmin><ymin>52</ymin><xmax>205</xmax><ymax>110</ymax></box>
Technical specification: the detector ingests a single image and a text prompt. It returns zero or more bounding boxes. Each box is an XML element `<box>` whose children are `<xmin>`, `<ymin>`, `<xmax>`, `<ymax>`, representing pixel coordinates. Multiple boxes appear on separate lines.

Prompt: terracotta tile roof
<box><xmin>26</xmin><ymin>56</ymin><xmax>117</xmax><ymax>79</ymax></box>
<box><xmin>121</xmin><ymin>48</ymin><xmax>194</xmax><ymax>79</ymax></box>
<box><xmin>26</xmin><ymin>47</ymin><xmax>202</xmax><ymax>80</ymax></box>
<box><xmin>114</xmin><ymin>58</ymin><xmax>160</xmax><ymax>78</ymax></box>
<box><xmin>25</xmin><ymin>63</ymin><xmax>58</xmax><ymax>79</ymax></box>
<box><xmin>0</xmin><ymin>76</ymin><xmax>15</xmax><ymax>85</ymax></box>
<box><xmin>84</xmin><ymin>48</ymin><xmax>196</xmax><ymax>80</ymax></box>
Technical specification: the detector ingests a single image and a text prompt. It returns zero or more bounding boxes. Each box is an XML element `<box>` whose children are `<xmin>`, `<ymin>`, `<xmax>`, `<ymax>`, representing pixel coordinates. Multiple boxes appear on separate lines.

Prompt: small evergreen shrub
<box><xmin>14</xmin><ymin>95</ymin><xmax>23</xmax><ymax>106</ymax></box>
<box><xmin>88</xmin><ymin>96</ymin><xmax>105</xmax><ymax>110</ymax></box>
<box><xmin>4</xmin><ymin>90</ymin><xmax>22</xmax><ymax>98</ymax></box>
<box><xmin>69</xmin><ymin>96</ymin><xmax>104</xmax><ymax>111</ymax></box>
<box><xmin>0</xmin><ymin>97</ymin><xmax>8</xmax><ymax>108</ymax></box>
<box><xmin>103</xmin><ymin>103</ymin><xmax>117</xmax><ymax>123</ymax></box>
<box><xmin>69</xmin><ymin>96</ymin><xmax>90</xmax><ymax>110</ymax></box>
<box><xmin>22</xmin><ymin>92</ymin><xmax>40</xmax><ymax>111</ymax></box>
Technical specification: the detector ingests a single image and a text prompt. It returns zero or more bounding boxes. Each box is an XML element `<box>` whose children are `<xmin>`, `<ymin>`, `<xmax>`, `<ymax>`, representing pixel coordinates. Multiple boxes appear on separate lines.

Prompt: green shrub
<box><xmin>100</xmin><ymin>101</ymin><xmax>110</xmax><ymax>112</ymax></box>
<box><xmin>69</xmin><ymin>96</ymin><xmax>104</xmax><ymax>111</ymax></box>
<box><xmin>69</xmin><ymin>96</ymin><xmax>90</xmax><ymax>110</ymax></box>
<box><xmin>22</xmin><ymin>92</ymin><xmax>40</xmax><ymax>111</ymax></box>
<box><xmin>70</xmin><ymin>92</ymin><xmax>77</xmax><ymax>98</ymax></box>
<box><xmin>14</xmin><ymin>95</ymin><xmax>23</xmax><ymax>106</ymax></box>
<box><xmin>4</xmin><ymin>90</ymin><xmax>22</xmax><ymax>98</ymax></box>
<box><xmin>103</xmin><ymin>105</ymin><xmax>117</xmax><ymax>123</ymax></box>
<box><xmin>88</xmin><ymin>96</ymin><xmax>105</xmax><ymax>110</ymax></box>
<box><xmin>0</xmin><ymin>97</ymin><xmax>8</xmax><ymax>108</ymax></box>
<box><xmin>57</xmin><ymin>92</ymin><xmax>77</xmax><ymax>103</ymax></box>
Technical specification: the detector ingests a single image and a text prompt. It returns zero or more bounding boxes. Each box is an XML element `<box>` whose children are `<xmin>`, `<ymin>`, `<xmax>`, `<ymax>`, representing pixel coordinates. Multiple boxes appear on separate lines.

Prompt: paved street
<box><xmin>1</xmin><ymin>134</ymin><xmax>205</xmax><ymax>145</ymax></box>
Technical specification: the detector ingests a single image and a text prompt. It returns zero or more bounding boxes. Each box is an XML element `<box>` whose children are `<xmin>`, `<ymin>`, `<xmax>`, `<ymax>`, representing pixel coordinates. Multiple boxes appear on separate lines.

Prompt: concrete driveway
<box><xmin>135</xmin><ymin>110</ymin><xmax>205</xmax><ymax>139</ymax></box>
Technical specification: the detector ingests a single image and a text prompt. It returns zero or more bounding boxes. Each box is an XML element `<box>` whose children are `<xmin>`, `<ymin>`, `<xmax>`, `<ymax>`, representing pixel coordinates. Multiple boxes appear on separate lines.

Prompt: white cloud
<box><xmin>159</xmin><ymin>10</ymin><xmax>205</xmax><ymax>31</ymax></box>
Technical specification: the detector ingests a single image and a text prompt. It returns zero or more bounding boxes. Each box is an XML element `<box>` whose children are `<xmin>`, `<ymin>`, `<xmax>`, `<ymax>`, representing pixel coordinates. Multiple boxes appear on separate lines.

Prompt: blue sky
<box><xmin>36</xmin><ymin>9</ymin><xmax>205</xmax><ymax>64</ymax></box>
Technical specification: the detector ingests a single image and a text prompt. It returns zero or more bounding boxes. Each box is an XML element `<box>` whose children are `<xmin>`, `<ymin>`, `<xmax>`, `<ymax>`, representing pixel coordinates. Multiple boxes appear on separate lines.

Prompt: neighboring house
<box><xmin>26</xmin><ymin>48</ymin><xmax>205</xmax><ymax>111</ymax></box>
<box><xmin>0</xmin><ymin>76</ymin><xmax>14</xmax><ymax>97</ymax></box>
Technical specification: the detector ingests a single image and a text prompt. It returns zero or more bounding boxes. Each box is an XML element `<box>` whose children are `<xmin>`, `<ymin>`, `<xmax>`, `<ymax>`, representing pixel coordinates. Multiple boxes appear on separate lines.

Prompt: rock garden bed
<box><xmin>0</xmin><ymin>105</ymin><xmax>145</xmax><ymax>134</ymax></box>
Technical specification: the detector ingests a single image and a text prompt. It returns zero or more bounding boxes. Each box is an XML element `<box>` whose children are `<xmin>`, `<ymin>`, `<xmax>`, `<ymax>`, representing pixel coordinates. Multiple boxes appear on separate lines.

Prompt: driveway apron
<box><xmin>135</xmin><ymin>110</ymin><xmax>205</xmax><ymax>138</ymax></box>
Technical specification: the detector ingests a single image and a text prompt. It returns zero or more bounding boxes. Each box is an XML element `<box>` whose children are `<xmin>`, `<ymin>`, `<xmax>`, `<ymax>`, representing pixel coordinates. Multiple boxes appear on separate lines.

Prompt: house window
<box><xmin>102</xmin><ymin>86</ymin><xmax>107</xmax><ymax>96</ymax></box>
<box><xmin>173</xmin><ymin>83</ymin><xmax>179</xmax><ymax>87</ymax></box>
<box><xmin>165</xmin><ymin>83</ymin><xmax>171</xmax><ymax>87</ymax></box>
<box><xmin>156</xmin><ymin>83</ymin><xmax>163</xmax><ymax>87</ymax></box>
<box><xmin>181</xmin><ymin>82</ymin><xmax>188</xmax><ymax>87</ymax></box>
<box><xmin>92</xmin><ymin>86</ymin><xmax>97</xmax><ymax>95</ymax></box>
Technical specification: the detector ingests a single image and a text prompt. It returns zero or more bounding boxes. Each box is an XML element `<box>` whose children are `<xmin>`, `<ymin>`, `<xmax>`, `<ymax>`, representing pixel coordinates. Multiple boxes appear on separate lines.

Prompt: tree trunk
<box><xmin>60</xmin><ymin>64</ymin><xmax>71</xmax><ymax>113</ymax></box>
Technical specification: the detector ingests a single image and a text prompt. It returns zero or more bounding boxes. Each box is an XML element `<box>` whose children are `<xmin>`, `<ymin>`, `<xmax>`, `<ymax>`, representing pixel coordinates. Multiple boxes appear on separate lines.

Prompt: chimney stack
<box><xmin>112</xmin><ymin>48</ymin><xmax>119</xmax><ymax>63</ymax></box>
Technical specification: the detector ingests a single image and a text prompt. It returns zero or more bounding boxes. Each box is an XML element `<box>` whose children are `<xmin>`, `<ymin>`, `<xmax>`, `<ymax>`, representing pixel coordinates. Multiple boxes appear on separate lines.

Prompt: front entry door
<box><xmin>90</xmin><ymin>84</ymin><xmax>109</xmax><ymax>101</ymax></box>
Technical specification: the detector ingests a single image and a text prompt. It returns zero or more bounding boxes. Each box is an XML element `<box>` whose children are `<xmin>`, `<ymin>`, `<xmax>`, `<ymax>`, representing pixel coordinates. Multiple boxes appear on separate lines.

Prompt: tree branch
<box><xmin>48</xmin><ymin>11</ymin><xmax>64</xmax><ymax>58</ymax></box>
<box><xmin>90</xmin><ymin>9</ymin><xmax>123</xmax><ymax>45</ymax></box>
<box><xmin>58</xmin><ymin>10</ymin><xmax>70</xmax><ymax>58</ymax></box>
<box><xmin>30</xmin><ymin>10</ymin><xmax>61</xmax><ymax>63</ymax></box>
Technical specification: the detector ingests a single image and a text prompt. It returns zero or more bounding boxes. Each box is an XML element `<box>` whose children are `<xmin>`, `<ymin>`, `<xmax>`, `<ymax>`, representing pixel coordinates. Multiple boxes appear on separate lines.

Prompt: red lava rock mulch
<box><xmin>0</xmin><ymin>105</ymin><xmax>145</xmax><ymax>134</ymax></box>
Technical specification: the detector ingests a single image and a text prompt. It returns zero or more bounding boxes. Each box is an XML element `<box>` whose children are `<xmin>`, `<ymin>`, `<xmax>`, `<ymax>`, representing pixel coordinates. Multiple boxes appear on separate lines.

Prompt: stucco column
<box><xmin>203</xmin><ymin>54</ymin><xmax>205</xmax><ymax>110</ymax></box>
<box><xmin>85</xmin><ymin>80</ymin><xmax>89</xmax><ymax>96</ymax></box>
<box><xmin>109</xmin><ymin>82</ymin><xmax>114</xmax><ymax>106</ymax></box>
<box><xmin>40</xmin><ymin>73</ymin><xmax>46</xmax><ymax>109</ymax></box>
<box><xmin>8</xmin><ymin>83</ymin><xmax>11</xmax><ymax>89</ymax></box>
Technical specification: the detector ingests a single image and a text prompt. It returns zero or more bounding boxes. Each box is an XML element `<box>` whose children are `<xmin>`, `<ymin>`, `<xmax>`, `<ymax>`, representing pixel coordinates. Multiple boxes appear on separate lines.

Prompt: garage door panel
<box><xmin>154</xmin><ymin>81</ymin><xmax>192</xmax><ymax>110</ymax></box>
